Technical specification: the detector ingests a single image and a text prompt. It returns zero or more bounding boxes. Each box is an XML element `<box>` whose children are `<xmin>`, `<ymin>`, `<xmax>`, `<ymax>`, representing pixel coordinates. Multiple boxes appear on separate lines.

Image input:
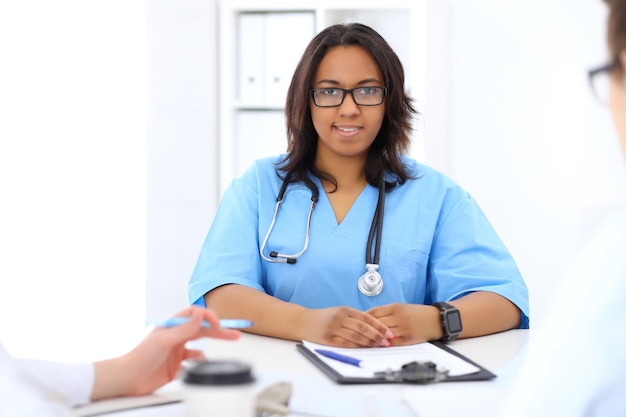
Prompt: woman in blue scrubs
<box><xmin>189</xmin><ymin>23</ymin><xmax>529</xmax><ymax>347</ymax></box>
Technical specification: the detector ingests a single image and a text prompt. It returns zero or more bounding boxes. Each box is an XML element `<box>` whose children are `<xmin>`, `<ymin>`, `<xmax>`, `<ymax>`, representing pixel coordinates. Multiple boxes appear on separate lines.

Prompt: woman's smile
<box><xmin>335</xmin><ymin>125</ymin><xmax>362</xmax><ymax>137</ymax></box>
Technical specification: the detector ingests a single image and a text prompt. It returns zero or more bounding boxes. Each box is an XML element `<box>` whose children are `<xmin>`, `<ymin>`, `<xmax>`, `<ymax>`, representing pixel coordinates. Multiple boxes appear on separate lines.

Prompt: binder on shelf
<box><xmin>297</xmin><ymin>340</ymin><xmax>496</xmax><ymax>384</ymax></box>
<box><xmin>237</xmin><ymin>13</ymin><xmax>266</xmax><ymax>102</ymax></box>
<box><xmin>264</xmin><ymin>12</ymin><xmax>315</xmax><ymax>104</ymax></box>
<box><xmin>237</xmin><ymin>11</ymin><xmax>315</xmax><ymax>106</ymax></box>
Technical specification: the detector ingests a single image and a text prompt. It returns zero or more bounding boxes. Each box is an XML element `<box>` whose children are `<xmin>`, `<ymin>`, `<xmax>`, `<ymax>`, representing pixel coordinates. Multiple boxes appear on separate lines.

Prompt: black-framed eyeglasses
<box><xmin>310</xmin><ymin>87</ymin><xmax>387</xmax><ymax>107</ymax></box>
<box><xmin>588</xmin><ymin>55</ymin><xmax>622</xmax><ymax>104</ymax></box>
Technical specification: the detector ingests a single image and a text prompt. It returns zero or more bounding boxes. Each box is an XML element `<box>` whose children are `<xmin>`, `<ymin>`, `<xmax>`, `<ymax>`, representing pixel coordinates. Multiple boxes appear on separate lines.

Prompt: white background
<box><xmin>0</xmin><ymin>1</ymin><xmax>148</xmax><ymax>361</ymax></box>
<box><xmin>0</xmin><ymin>0</ymin><xmax>624</xmax><ymax>363</ymax></box>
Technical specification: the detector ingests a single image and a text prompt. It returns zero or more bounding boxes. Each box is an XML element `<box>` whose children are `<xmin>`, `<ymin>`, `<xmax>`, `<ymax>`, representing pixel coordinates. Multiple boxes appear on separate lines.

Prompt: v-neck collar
<box><xmin>313</xmin><ymin>177</ymin><xmax>379</xmax><ymax>231</ymax></box>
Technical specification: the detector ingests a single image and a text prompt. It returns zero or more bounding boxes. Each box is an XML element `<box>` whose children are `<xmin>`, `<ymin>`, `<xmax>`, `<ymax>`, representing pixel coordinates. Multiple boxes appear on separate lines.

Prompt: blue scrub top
<box><xmin>188</xmin><ymin>155</ymin><xmax>529</xmax><ymax>329</ymax></box>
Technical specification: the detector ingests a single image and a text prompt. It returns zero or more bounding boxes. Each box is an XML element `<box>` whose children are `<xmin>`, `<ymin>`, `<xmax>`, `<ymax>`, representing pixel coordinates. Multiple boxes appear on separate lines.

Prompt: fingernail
<box><xmin>385</xmin><ymin>330</ymin><xmax>396</xmax><ymax>340</ymax></box>
<box><xmin>379</xmin><ymin>338</ymin><xmax>391</xmax><ymax>347</ymax></box>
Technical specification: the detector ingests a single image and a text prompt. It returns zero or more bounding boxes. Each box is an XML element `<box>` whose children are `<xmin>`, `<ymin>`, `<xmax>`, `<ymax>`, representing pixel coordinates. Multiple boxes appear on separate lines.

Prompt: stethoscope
<box><xmin>260</xmin><ymin>177</ymin><xmax>386</xmax><ymax>297</ymax></box>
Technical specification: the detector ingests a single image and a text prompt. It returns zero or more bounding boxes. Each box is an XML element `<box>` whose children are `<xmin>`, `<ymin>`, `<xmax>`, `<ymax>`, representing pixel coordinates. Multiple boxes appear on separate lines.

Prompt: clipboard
<box><xmin>296</xmin><ymin>341</ymin><xmax>496</xmax><ymax>384</ymax></box>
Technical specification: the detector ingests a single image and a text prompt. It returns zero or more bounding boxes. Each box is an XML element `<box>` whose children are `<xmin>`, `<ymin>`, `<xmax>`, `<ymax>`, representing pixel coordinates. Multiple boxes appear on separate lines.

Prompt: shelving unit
<box><xmin>217</xmin><ymin>0</ymin><xmax>425</xmax><ymax>195</ymax></box>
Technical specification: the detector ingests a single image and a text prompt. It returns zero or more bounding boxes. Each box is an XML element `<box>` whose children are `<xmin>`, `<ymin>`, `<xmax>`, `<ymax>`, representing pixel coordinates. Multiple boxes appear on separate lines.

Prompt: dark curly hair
<box><xmin>604</xmin><ymin>0</ymin><xmax>626</xmax><ymax>75</ymax></box>
<box><xmin>278</xmin><ymin>23</ymin><xmax>418</xmax><ymax>192</ymax></box>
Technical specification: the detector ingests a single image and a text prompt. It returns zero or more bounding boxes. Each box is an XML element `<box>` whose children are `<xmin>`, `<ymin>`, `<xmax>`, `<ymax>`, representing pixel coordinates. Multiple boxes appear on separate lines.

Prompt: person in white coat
<box><xmin>0</xmin><ymin>306</ymin><xmax>240</xmax><ymax>417</ymax></box>
<box><xmin>500</xmin><ymin>0</ymin><xmax>626</xmax><ymax>415</ymax></box>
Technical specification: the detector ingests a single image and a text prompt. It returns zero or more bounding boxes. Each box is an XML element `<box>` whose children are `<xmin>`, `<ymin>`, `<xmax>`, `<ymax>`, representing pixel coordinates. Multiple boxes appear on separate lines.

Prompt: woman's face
<box><xmin>609</xmin><ymin>51</ymin><xmax>626</xmax><ymax>162</ymax></box>
<box><xmin>310</xmin><ymin>45</ymin><xmax>385</xmax><ymax>162</ymax></box>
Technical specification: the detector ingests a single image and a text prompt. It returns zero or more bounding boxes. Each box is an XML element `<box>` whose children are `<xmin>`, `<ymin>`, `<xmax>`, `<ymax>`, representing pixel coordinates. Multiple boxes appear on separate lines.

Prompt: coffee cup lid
<box><xmin>183</xmin><ymin>360</ymin><xmax>255</xmax><ymax>386</ymax></box>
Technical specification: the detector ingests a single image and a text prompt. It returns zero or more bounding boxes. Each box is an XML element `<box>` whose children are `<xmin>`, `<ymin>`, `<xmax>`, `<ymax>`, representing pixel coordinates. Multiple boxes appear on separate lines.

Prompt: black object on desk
<box><xmin>296</xmin><ymin>342</ymin><xmax>496</xmax><ymax>384</ymax></box>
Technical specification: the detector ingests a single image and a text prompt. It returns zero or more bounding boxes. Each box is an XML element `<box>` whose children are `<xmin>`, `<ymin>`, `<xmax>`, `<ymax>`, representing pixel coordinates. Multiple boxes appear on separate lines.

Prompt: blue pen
<box><xmin>315</xmin><ymin>349</ymin><xmax>363</xmax><ymax>367</ymax></box>
<box><xmin>148</xmin><ymin>318</ymin><xmax>254</xmax><ymax>329</ymax></box>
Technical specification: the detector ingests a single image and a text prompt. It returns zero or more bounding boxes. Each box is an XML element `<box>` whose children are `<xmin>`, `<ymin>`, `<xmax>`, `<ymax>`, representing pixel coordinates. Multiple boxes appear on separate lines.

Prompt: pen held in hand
<box><xmin>314</xmin><ymin>349</ymin><xmax>363</xmax><ymax>367</ymax></box>
<box><xmin>148</xmin><ymin>317</ymin><xmax>254</xmax><ymax>329</ymax></box>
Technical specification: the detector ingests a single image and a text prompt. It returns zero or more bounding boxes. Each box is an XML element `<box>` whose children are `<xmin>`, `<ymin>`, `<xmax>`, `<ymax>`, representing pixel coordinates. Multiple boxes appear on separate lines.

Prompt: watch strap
<box><xmin>432</xmin><ymin>301</ymin><xmax>462</xmax><ymax>342</ymax></box>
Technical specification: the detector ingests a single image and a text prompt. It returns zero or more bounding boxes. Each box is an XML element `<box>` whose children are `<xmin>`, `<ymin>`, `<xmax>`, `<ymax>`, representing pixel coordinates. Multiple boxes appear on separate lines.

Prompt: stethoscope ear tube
<box><xmin>259</xmin><ymin>181</ymin><xmax>316</xmax><ymax>264</ymax></box>
<box><xmin>261</xmin><ymin>177</ymin><xmax>386</xmax><ymax>297</ymax></box>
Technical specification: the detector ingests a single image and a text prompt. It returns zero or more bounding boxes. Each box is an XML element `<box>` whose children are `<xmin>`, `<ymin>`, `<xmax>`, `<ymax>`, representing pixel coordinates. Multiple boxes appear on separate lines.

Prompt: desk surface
<box><xmin>94</xmin><ymin>330</ymin><xmax>529</xmax><ymax>417</ymax></box>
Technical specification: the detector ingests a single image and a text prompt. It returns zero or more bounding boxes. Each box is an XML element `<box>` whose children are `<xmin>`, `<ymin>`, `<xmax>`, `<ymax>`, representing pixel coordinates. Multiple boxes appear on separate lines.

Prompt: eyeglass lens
<box><xmin>311</xmin><ymin>87</ymin><xmax>386</xmax><ymax>107</ymax></box>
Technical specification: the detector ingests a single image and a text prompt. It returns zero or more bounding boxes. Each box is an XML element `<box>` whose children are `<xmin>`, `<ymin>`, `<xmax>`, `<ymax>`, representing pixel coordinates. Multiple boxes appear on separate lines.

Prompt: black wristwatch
<box><xmin>432</xmin><ymin>302</ymin><xmax>463</xmax><ymax>342</ymax></box>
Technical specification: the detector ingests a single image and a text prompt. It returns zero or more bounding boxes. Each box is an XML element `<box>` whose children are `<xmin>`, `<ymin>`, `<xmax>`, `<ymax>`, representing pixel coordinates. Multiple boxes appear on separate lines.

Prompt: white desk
<box><xmin>90</xmin><ymin>330</ymin><xmax>529</xmax><ymax>417</ymax></box>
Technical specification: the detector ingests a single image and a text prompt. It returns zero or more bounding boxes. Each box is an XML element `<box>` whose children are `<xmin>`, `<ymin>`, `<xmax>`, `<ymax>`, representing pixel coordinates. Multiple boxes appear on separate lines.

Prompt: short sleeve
<box><xmin>188</xmin><ymin>161</ymin><xmax>270</xmax><ymax>306</ymax></box>
<box><xmin>428</xmin><ymin>190</ymin><xmax>529</xmax><ymax>328</ymax></box>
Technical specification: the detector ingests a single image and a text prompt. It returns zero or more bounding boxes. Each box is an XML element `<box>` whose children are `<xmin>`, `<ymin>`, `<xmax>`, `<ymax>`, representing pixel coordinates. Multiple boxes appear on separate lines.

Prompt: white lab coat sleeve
<box><xmin>15</xmin><ymin>357</ymin><xmax>95</xmax><ymax>407</ymax></box>
<box><xmin>0</xmin><ymin>342</ymin><xmax>94</xmax><ymax>416</ymax></box>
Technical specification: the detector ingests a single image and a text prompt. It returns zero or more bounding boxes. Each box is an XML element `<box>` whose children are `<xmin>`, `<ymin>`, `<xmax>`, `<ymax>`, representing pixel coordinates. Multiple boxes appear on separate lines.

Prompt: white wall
<box><xmin>424</xmin><ymin>0</ymin><xmax>626</xmax><ymax>326</ymax></box>
<box><xmin>0</xmin><ymin>0</ymin><xmax>218</xmax><ymax>362</ymax></box>
<box><xmin>146</xmin><ymin>0</ymin><xmax>219</xmax><ymax>324</ymax></box>
<box><xmin>0</xmin><ymin>1</ymin><xmax>147</xmax><ymax>362</ymax></box>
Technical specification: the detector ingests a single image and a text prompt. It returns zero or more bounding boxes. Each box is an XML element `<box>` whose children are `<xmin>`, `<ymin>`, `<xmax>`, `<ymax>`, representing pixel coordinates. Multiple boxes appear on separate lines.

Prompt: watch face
<box><xmin>447</xmin><ymin>310</ymin><xmax>462</xmax><ymax>334</ymax></box>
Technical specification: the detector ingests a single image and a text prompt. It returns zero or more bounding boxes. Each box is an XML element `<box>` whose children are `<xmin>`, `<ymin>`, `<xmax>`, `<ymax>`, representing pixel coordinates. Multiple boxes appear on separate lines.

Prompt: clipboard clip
<box><xmin>373</xmin><ymin>361</ymin><xmax>449</xmax><ymax>384</ymax></box>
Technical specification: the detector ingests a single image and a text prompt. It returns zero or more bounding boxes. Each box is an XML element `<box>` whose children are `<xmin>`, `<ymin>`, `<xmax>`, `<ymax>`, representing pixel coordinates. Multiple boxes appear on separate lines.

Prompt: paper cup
<box><xmin>182</xmin><ymin>360</ymin><xmax>255</xmax><ymax>417</ymax></box>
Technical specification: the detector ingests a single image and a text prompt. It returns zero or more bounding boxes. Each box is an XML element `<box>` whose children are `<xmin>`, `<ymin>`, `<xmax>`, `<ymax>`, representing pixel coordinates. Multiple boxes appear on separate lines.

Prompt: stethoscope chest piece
<box><xmin>358</xmin><ymin>263</ymin><xmax>383</xmax><ymax>296</ymax></box>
